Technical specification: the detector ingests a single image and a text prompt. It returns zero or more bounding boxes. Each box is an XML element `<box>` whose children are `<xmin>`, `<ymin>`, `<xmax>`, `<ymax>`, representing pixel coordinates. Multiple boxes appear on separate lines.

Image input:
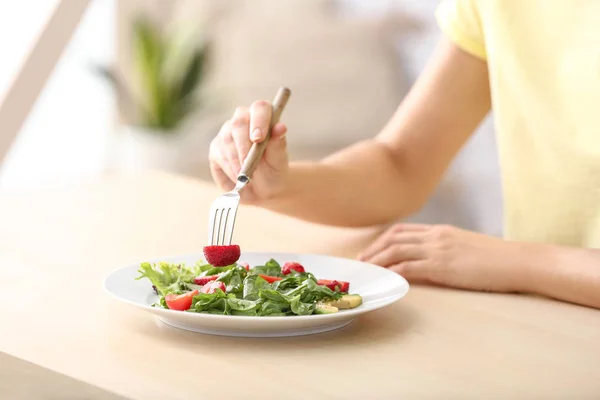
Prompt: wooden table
<box><xmin>1</xmin><ymin>172</ymin><xmax>599</xmax><ymax>399</ymax></box>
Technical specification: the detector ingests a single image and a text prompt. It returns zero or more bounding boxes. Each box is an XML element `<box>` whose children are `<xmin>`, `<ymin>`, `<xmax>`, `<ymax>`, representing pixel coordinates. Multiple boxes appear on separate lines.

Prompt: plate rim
<box><xmin>103</xmin><ymin>251</ymin><xmax>410</xmax><ymax>321</ymax></box>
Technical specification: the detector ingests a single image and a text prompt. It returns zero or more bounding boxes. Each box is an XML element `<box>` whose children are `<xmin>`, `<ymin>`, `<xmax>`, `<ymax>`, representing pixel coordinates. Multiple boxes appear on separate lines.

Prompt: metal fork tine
<box><xmin>209</xmin><ymin>208</ymin><xmax>217</xmax><ymax>245</ymax></box>
<box><xmin>208</xmin><ymin>204</ymin><xmax>239</xmax><ymax>246</ymax></box>
<box><xmin>217</xmin><ymin>208</ymin><xmax>225</xmax><ymax>245</ymax></box>
<box><xmin>220</xmin><ymin>208</ymin><xmax>231</xmax><ymax>245</ymax></box>
<box><xmin>215</xmin><ymin>208</ymin><xmax>224</xmax><ymax>245</ymax></box>
<box><xmin>225</xmin><ymin>207</ymin><xmax>238</xmax><ymax>245</ymax></box>
<box><xmin>212</xmin><ymin>209</ymin><xmax>217</xmax><ymax>245</ymax></box>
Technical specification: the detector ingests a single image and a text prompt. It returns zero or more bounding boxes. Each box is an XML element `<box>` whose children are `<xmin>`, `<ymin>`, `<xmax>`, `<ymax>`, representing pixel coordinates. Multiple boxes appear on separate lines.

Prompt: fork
<box><xmin>208</xmin><ymin>87</ymin><xmax>291</xmax><ymax>246</ymax></box>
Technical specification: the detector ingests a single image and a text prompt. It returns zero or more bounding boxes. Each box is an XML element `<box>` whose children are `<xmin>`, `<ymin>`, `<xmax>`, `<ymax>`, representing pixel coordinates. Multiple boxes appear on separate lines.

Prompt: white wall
<box><xmin>0</xmin><ymin>0</ymin><xmax>115</xmax><ymax>192</ymax></box>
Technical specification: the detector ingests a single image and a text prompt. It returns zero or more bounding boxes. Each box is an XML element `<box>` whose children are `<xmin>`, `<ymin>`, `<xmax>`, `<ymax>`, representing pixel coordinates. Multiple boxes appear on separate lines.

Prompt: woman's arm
<box><xmin>211</xmin><ymin>38</ymin><xmax>491</xmax><ymax>227</ymax></box>
<box><xmin>264</xmin><ymin>38</ymin><xmax>491</xmax><ymax>226</ymax></box>
<box><xmin>522</xmin><ymin>244</ymin><xmax>600</xmax><ymax>309</ymax></box>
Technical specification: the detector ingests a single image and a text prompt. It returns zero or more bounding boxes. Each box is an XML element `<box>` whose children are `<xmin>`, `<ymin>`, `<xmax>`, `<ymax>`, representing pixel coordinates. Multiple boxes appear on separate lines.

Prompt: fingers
<box><xmin>229</xmin><ymin>107</ymin><xmax>250</xmax><ymax>172</ymax></box>
<box><xmin>209</xmin><ymin>136</ymin><xmax>236</xmax><ymax>190</ymax></box>
<box><xmin>231</xmin><ymin>106</ymin><xmax>255</xmax><ymax>167</ymax></box>
<box><xmin>248</xmin><ymin>100</ymin><xmax>272</xmax><ymax>143</ymax></box>
<box><xmin>209</xmin><ymin>101</ymin><xmax>290</xmax><ymax>188</ymax></box>
<box><xmin>263</xmin><ymin>122</ymin><xmax>288</xmax><ymax>171</ymax></box>
<box><xmin>366</xmin><ymin>243</ymin><xmax>426</xmax><ymax>268</ymax></box>
<box><xmin>391</xmin><ymin>223</ymin><xmax>431</xmax><ymax>232</ymax></box>
<box><xmin>358</xmin><ymin>226</ymin><xmax>429</xmax><ymax>262</ymax></box>
<box><xmin>216</xmin><ymin>120</ymin><xmax>239</xmax><ymax>181</ymax></box>
<box><xmin>390</xmin><ymin>260</ymin><xmax>430</xmax><ymax>283</ymax></box>
<box><xmin>248</xmin><ymin>101</ymin><xmax>289</xmax><ymax>171</ymax></box>
<box><xmin>209</xmin><ymin>158</ymin><xmax>235</xmax><ymax>192</ymax></box>
<box><xmin>271</xmin><ymin>122</ymin><xmax>287</xmax><ymax>140</ymax></box>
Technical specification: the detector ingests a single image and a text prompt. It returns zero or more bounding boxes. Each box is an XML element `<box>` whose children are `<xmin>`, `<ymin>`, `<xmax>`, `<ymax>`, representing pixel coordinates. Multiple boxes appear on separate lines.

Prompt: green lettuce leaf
<box><xmin>153</xmin><ymin>295</ymin><xmax>169</xmax><ymax>309</ymax></box>
<box><xmin>136</xmin><ymin>262</ymin><xmax>196</xmax><ymax>296</ymax></box>
<box><xmin>194</xmin><ymin>262</ymin><xmax>217</xmax><ymax>274</ymax></box>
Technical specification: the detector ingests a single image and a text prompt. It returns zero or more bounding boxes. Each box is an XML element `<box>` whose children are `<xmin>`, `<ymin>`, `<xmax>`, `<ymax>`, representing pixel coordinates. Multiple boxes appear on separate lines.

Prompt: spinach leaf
<box><xmin>298</xmin><ymin>278</ymin><xmax>342</xmax><ymax>303</ymax></box>
<box><xmin>199</xmin><ymin>264</ymin><xmax>237</xmax><ymax>277</ymax></box>
<box><xmin>290</xmin><ymin>295</ymin><xmax>315</xmax><ymax>316</ymax></box>
<box><xmin>228</xmin><ymin>298</ymin><xmax>260</xmax><ymax>316</ymax></box>
<box><xmin>258</xmin><ymin>300</ymin><xmax>288</xmax><ymax>316</ymax></box>
<box><xmin>272</xmin><ymin>275</ymin><xmax>301</xmax><ymax>291</ymax></box>
<box><xmin>190</xmin><ymin>290</ymin><xmax>232</xmax><ymax>314</ymax></box>
<box><xmin>217</xmin><ymin>266</ymin><xmax>247</xmax><ymax>298</ymax></box>
<box><xmin>184</xmin><ymin>283</ymin><xmax>204</xmax><ymax>292</ymax></box>
<box><xmin>272</xmin><ymin>272</ymin><xmax>317</xmax><ymax>291</ymax></box>
<box><xmin>243</xmin><ymin>275</ymin><xmax>271</xmax><ymax>301</ymax></box>
<box><xmin>249</xmin><ymin>259</ymin><xmax>281</xmax><ymax>277</ymax></box>
<box><xmin>258</xmin><ymin>289</ymin><xmax>289</xmax><ymax>303</ymax></box>
<box><xmin>258</xmin><ymin>289</ymin><xmax>315</xmax><ymax>316</ymax></box>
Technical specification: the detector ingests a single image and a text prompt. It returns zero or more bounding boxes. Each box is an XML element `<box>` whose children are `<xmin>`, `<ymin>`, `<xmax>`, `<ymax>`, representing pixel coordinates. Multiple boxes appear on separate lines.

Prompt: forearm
<box><xmin>261</xmin><ymin>39</ymin><xmax>491</xmax><ymax>228</ymax></box>
<box><xmin>515</xmin><ymin>243</ymin><xmax>600</xmax><ymax>309</ymax></box>
<box><xmin>261</xmin><ymin>140</ymin><xmax>419</xmax><ymax>227</ymax></box>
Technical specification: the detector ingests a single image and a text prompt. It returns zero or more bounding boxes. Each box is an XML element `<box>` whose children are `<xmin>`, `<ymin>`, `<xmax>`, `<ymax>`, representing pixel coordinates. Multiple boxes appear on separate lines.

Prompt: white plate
<box><xmin>104</xmin><ymin>252</ymin><xmax>409</xmax><ymax>337</ymax></box>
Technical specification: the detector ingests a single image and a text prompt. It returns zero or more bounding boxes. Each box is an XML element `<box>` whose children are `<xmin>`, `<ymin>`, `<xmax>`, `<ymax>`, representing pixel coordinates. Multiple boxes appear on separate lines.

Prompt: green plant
<box><xmin>97</xmin><ymin>15</ymin><xmax>207</xmax><ymax>132</ymax></box>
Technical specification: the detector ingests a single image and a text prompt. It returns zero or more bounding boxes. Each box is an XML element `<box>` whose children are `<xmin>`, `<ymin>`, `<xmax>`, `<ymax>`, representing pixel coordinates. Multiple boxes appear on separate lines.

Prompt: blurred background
<box><xmin>0</xmin><ymin>0</ymin><xmax>502</xmax><ymax>236</ymax></box>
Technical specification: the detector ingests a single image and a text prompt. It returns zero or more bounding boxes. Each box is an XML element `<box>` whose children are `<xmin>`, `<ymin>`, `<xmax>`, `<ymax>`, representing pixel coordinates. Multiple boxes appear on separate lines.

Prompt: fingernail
<box><xmin>251</xmin><ymin>128</ymin><xmax>262</xmax><ymax>141</ymax></box>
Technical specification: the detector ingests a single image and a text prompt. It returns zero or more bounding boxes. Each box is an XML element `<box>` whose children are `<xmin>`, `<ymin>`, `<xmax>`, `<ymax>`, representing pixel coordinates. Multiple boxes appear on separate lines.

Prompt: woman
<box><xmin>208</xmin><ymin>0</ymin><xmax>600</xmax><ymax>309</ymax></box>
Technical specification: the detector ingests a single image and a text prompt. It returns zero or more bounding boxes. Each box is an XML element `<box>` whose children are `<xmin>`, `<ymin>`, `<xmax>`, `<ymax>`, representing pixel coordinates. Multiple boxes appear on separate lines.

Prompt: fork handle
<box><xmin>238</xmin><ymin>87</ymin><xmax>291</xmax><ymax>181</ymax></box>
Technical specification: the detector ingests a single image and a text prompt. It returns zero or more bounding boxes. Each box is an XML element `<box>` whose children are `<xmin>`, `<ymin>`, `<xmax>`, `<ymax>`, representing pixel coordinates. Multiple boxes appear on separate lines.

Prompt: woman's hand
<box><xmin>208</xmin><ymin>100</ymin><xmax>289</xmax><ymax>204</ymax></box>
<box><xmin>358</xmin><ymin>223</ymin><xmax>528</xmax><ymax>293</ymax></box>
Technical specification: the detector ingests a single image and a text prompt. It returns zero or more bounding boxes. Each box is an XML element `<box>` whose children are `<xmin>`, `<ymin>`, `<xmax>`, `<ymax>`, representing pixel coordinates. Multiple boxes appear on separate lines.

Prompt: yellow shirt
<box><xmin>436</xmin><ymin>0</ymin><xmax>600</xmax><ymax>247</ymax></box>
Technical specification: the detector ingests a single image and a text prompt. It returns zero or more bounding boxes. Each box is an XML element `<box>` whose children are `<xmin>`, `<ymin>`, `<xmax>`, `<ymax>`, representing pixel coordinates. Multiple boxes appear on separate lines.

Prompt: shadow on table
<box><xmin>105</xmin><ymin>302</ymin><xmax>419</xmax><ymax>386</ymax></box>
<box><xmin>135</xmin><ymin>303</ymin><xmax>419</xmax><ymax>352</ymax></box>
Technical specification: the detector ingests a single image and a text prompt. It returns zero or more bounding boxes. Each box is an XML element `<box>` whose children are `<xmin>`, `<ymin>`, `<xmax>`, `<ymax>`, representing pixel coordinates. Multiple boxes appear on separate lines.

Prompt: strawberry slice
<box><xmin>282</xmin><ymin>262</ymin><xmax>305</xmax><ymax>275</ymax></box>
<box><xmin>317</xmin><ymin>279</ymin><xmax>350</xmax><ymax>292</ymax></box>
<box><xmin>337</xmin><ymin>281</ymin><xmax>350</xmax><ymax>293</ymax></box>
<box><xmin>259</xmin><ymin>274</ymin><xmax>282</xmax><ymax>284</ymax></box>
<box><xmin>317</xmin><ymin>279</ymin><xmax>339</xmax><ymax>291</ymax></box>
<box><xmin>194</xmin><ymin>275</ymin><xmax>219</xmax><ymax>285</ymax></box>
<box><xmin>200</xmin><ymin>281</ymin><xmax>226</xmax><ymax>294</ymax></box>
<box><xmin>203</xmin><ymin>245</ymin><xmax>241</xmax><ymax>266</ymax></box>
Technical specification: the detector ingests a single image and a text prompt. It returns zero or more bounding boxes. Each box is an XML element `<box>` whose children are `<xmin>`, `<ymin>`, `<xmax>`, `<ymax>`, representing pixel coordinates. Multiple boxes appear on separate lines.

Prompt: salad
<box><xmin>136</xmin><ymin>256</ymin><xmax>362</xmax><ymax>316</ymax></box>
